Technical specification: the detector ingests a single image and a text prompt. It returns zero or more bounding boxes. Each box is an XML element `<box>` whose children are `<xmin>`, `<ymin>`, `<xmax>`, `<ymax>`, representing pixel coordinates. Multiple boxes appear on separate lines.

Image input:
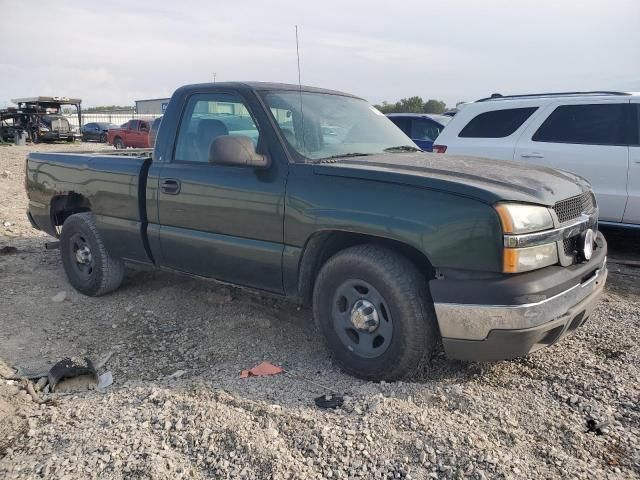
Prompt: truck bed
<box><xmin>26</xmin><ymin>149</ymin><xmax>153</xmax><ymax>263</ymax></box>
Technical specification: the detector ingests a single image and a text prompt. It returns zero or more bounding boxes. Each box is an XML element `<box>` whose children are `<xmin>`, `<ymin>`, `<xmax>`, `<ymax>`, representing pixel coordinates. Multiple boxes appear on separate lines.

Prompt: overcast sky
<box><xmin>1</xmin><ymin>0</ymin><xmax>639</xmax><ymax>109</ymax></box>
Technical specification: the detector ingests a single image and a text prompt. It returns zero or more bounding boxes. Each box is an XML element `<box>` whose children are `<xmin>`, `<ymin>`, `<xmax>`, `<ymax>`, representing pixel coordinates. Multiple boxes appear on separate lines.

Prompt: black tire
<box><xmin>99</xmin><ymin>133</ymin><xmax>107</xmax><ymax>143</ymax></box>
<box><xmin>31</xmin><ymin>131</ymin><xmax>40</xmax><ymax>144</ymax></box>
<box><xmin>66</xmin><ymin>137</ymin><xmax>75</xmax><ymax>143</ymax></box>
<box><xmin>313</xmin><ymin>244</ymin><xmax>439</xmax><ymax>381</ymax></box>
<box><xmin>60</xmin><ymin>212</ymin><xmax>125</xmax><ymax>296</ymax></box>
<box><xmin>113</xmin><ymin>138</ymin><xmax>125</xmax><ymax>149</ymax></box>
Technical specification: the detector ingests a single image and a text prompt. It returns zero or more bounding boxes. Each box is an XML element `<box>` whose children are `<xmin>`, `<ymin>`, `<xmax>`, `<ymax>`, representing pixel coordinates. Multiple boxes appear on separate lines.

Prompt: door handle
<box><xmin>161</xmin><ymin>178</ymin><xmax>181</xmax><ymax>195</ymax></box>
<box><xmin>520</xmin><ymin>152</ymin><xmax>545</xmax><ymax>159</ymax></box>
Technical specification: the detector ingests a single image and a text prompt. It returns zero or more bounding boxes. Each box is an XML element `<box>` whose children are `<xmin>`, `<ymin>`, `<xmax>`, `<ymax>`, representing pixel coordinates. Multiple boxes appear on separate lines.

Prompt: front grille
<box><xmin>50</xmin><ymin>118</ymin><xmax>70</xmax><ymax>133</ymax></box>
<box><xmin>553</xmin><ymin>191</ymin><xmax>594</xmax><ymax>224</ymax></box>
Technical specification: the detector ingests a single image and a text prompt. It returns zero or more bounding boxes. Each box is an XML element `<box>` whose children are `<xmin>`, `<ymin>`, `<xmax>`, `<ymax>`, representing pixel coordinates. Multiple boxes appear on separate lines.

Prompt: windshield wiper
<box><xmin>383</xmin><ymin>145</ymin><xmax>421</xmax><ymax>153</ymax></box>
<box><xmin>316</xmin><ymin>153</ymin><xmax>373</xmax><ymax>161</ymax></box>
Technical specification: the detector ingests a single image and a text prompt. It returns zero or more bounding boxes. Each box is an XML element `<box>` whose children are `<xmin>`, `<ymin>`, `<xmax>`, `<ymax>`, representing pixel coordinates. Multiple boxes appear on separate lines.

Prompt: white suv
<box><xmin>433</xmin><ymin>92</ymin><xmax>640</xmax><ymax>226</ymax></box>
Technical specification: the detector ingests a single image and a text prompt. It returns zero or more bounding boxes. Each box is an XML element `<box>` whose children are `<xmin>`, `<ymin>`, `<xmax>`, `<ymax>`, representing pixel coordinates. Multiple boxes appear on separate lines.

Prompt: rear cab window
<box><xmin>458</xmin><ymin>107</ymin><xmax>538</xmax><ymax>138</ymax></box>
<box><xmin>532</xmin><ymin>103</ymin><xmax>629</xmax><ymax>146</ymax></box>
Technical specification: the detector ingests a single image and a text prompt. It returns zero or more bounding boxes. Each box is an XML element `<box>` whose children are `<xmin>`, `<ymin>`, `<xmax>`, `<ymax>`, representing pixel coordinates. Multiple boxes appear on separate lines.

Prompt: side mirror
<box><xmin>209</xmin><ymin>135</ymin><xmax>271</xmax><ymax>169</ymax></box>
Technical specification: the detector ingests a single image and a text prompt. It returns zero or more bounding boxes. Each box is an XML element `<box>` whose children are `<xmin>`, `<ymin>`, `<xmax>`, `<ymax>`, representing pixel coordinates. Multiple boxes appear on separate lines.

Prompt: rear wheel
<box><xmin>99</xmin><ymin>133</ymin><xmax>107</xmax><ymax>143</ymax></box>
<box><xmin>60</xmin><ymin>212</ymin><xmax>125</xmax><ymax>296</ymax></box>
<box><xmin>113</xmin><ymin>138</ymin><xmax>125</xmax><ymax>149</ymax></box>
<box><xmin>313</xmin><ymin>244</ymin><xmax>439</xmax><ymax>380</ymax></box>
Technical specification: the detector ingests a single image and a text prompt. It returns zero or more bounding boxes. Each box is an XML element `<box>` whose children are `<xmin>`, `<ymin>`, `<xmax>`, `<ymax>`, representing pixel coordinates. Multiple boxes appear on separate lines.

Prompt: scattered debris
<box><xmin>1</xmin><ymin>170</ymin><xmax>9</xmax><ymax>177</ymax></box>
<box><xmin>240</xmin><ymin>361</ymin><xmax>284</xmax><ymax>378</ymax></box>
<box><xmin>314</xmin><ymin>394</ymin><xmax>344</xmax><ymax>409</ymax></box>
<box><xmin>2</xmin><ymin>221</ymin><xmax>11</xmax><ymax>227</ymax></box>
<box><xmin>13</xmin><ymin>360</ymin><xmax>53</xmax><ymax>380</ymax></box>
<box><xmin>169</xmin><ymin>370</ymin><xmax>186</xmax><ymax>379</ymax></box>
<box><xmin>48</xmin><ymin>357</ymin><xmax>98</xmax><ymax>393</ymax></box>
<box><xmin>51</xmin><ymin>291</ymin><xmax>67</xmax><ymax>303</ymax></box>
<box><xmin>97</xmin><ymin>371</ymin><xmax>113</xmax><ymax>390</ymax></box>
<box><xmin>0</xmin><ymin>246</ymin><xmax>17</xmax><ymax>255</ymax></box>
<box><xmin>586</xmin><ymin>418</ymin><xmax>611</xmax><ymax>436</ymax></box>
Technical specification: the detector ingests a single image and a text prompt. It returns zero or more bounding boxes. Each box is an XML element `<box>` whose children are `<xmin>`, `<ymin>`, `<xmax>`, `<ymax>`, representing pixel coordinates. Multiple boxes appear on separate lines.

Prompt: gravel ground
<box><xmin>0</xmin><ymin>143</ymin><xmax>639</xmax><ymax>479</ymax></box>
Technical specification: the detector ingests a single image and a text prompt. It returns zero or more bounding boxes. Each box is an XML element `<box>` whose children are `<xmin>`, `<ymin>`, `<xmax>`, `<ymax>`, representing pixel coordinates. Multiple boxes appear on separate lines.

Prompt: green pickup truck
<box><xmin>25</xmin><ymin>82</ymin><xmax>607</xmax><ymax>380</ymax></box>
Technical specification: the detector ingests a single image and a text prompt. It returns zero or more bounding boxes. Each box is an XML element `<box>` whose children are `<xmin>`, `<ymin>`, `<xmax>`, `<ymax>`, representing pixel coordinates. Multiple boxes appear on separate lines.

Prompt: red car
<box><xmin>107</xmin><ymin>119</ymin><xmax>151</xmax><ymax>149</ymax></box>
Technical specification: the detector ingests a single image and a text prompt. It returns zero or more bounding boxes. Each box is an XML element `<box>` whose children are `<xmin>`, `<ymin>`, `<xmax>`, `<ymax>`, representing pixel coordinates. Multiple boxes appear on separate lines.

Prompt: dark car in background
<box><xmin>148</xmin><ymin>116</ymin><xmax>162</xmax><ymax>147</ymax></box>
<box><xmin>386</xmin><ymin>113</ymin><xmax>447</xmax><ymax>152</ymax></box>
<box><xmin>81</xmin><ymin>122</ymin><xmax>119</xmax><ymax>143</ymax></box>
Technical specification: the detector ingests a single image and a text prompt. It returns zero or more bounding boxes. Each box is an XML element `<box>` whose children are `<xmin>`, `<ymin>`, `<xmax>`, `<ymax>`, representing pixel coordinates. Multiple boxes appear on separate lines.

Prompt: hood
<box><xmin>312</xmin><ymin>152</ymin><xmax>590</xmax><ymax>206</ymax></box>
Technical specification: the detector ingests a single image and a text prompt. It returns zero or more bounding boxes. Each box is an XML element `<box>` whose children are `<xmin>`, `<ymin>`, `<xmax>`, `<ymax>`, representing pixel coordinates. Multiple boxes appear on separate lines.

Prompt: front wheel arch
<box><xmin>297</xmin><ymin>230</ymin><xmax>435</xmax><ymax>307</ymax></box>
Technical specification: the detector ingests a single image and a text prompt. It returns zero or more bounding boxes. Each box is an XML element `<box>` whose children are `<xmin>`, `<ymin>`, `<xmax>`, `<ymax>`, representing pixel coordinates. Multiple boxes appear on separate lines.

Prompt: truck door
<box><xmin>127</xmin><ymin>120</ymin><xmax>143</xmax><ymax>148</ymax></box>
<box><xmin>152</xmin><ymin>92</ymin><xmax>287</xmax><ymax>293</ymax></box>
<box><xmin>623</xmin><ymin>100</ymin><xmax>640</xmax><ymax>224</ymax></box>
<box><xmin>514</xmin><ymin>101</ymin><xmax>630</xmax><ymax>223</ymax></box>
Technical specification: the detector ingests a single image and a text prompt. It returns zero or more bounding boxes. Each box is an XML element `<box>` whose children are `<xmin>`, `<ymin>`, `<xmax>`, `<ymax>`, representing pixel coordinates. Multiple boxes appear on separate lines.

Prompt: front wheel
<box><xmin>313</xmin><ymin>244</ymin><xmax>439</xmax><ymax>380</ymax></box>
<box><xmin>99</xmin><ymin>133</ymin><xmax>107</xmax><ymax>143</ymax></box>
<box><xmin>60</xmin><ymin>212</ymin><xmax>125</xmax><ymax>296</ymax></box>
<box><xmin>113</xmin><ymin>138</ymin><xmax>125</xmax><ymax>149</ymax></box>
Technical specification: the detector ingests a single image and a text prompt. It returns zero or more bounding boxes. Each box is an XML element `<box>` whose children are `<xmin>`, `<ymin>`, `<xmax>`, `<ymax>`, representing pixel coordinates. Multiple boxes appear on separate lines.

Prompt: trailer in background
<box><xmin>5</xmin><ymin>96</ymin><xmax>82</xmax><ymax>143</ymax></box>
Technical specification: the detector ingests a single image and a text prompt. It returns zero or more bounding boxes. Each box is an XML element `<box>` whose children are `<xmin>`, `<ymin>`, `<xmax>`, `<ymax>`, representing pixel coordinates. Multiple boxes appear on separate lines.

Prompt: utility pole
<box><xmin>212</xmin><ymin>72</ymin><xmax>217</xmax><ymax>83</ymax></box>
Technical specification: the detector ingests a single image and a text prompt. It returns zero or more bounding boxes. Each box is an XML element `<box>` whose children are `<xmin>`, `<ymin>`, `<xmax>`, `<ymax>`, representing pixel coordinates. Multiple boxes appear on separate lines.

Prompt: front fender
<box><xmin>285</xmin><ymin>165</ymin><xmax>503</xmax><ymax>273</ymax></box>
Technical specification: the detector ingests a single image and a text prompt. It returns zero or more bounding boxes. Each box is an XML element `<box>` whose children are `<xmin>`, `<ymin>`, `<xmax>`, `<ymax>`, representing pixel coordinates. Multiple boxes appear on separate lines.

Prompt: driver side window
<box><xmin>174</xmin><ymin>93</ymin><xmax>260</xmax><ymax>163</ymax></box>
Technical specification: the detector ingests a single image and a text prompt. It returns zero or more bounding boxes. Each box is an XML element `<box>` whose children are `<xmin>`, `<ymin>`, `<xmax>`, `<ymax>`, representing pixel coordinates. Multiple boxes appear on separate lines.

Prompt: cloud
<box><xmin>1</xmin><ymin>0</ymin><xmax>638</xmax><ymax>108</ymax></box>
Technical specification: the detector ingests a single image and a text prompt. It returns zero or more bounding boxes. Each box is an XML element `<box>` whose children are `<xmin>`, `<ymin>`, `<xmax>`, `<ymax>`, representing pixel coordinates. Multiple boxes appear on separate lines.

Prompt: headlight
<box><xmin>496</xmin><ymin>203</ymin><xmax>558</xmax><ymax>273</ymax></box>
<box><xmin>495</xmin><ymin>203</ymin><xmax>553</xmax><ymax>234</ymax></box>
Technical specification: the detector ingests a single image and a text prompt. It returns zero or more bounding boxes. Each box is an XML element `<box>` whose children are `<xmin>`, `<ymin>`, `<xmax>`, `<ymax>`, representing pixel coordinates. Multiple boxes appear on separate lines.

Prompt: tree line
<box><xmin>374</xmin><ymin>96</ymin><xmax>447</xmax><ymax>114</ymax></box>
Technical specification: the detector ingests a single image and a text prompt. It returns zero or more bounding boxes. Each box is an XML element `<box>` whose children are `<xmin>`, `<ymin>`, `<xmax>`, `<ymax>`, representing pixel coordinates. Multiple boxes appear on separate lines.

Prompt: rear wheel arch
<box><xmin>51</xmin><ymin>193</ymin><xmax>92</xmax><ymax>236</ymax></box>
<box><xmin>297</xmin><ymin>230</ymin><xmax>435</xmax><ymax>307</ymax></box>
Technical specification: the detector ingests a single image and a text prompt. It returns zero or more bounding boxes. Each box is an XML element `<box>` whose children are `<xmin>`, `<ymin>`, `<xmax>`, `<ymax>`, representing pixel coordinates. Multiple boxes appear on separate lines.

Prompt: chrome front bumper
<box><xmin>435</xmin><ymin>258</ymin><xmax>607</xmax><ymax>342</ymax></box>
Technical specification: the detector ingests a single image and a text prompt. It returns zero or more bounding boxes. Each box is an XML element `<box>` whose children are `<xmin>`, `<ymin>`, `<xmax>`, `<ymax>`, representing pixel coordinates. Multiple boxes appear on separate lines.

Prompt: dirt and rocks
<box><xmin>0</xmin><ymin>143</ymin><xmax>639</xmax><ymax>479</ymax></box>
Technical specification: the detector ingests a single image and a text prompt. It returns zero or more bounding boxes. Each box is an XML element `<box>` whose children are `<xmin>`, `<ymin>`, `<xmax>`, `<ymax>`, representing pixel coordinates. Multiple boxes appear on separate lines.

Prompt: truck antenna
<box><xmin>295</xmin><ymin>25</ymin><xmax>305</xmax><ymax>152</ymax></box>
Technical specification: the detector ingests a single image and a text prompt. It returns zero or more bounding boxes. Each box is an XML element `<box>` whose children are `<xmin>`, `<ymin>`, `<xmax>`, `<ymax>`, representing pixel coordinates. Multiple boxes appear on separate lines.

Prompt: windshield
<box><xmin>261</xmin><ymin>91</ymin><xmax>417</xmax><ymax>161</ymax></box>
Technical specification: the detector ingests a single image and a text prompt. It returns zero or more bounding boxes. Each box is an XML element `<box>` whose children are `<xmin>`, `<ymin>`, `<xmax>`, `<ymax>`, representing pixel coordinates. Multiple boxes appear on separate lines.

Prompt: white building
<box><xmin>135</xmin><ymin>98</ymin><xmax>170</xmax><ymax>115</ymax></box>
